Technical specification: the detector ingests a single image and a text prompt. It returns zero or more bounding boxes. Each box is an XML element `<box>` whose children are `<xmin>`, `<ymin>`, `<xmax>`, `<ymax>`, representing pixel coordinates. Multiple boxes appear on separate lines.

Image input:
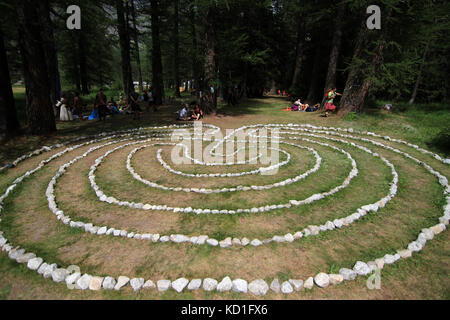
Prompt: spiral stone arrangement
<box><xmin>0</xmin><ymin>123</ymin><xmax>448</xmax><ymax>296</ymax></box>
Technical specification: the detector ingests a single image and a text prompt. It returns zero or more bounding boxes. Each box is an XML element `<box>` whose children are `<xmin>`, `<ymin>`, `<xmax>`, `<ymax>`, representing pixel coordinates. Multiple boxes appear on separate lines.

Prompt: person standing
<box><xmin>129</xmin><ymin>90</ymin><xmax>141</xmax><ymax>120</ymax></box>
<box><xmin>95</xmin><ymin>89</ymin><xmax>108</xmax><ymax>121</ymax></box>
<box><xmin>325</xmin><ymin>88</ymin><xmax>342</xmax><ymax>117</ymax></box>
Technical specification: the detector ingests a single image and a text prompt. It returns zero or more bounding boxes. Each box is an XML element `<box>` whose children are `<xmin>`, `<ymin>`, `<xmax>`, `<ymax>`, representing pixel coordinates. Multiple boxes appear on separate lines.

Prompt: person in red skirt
<box><xmin>325</xmin><ymin>88</ymin><xmax>342</xmax><ymax>117</ymax></box>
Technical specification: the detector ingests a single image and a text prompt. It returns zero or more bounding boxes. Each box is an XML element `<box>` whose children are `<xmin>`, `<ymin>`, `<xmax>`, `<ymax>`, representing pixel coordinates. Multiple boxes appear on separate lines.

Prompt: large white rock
<box><xmin>172</xmin><ymin>278</ymin><xmax>189</xmax><ymax>293</ymax></box>
<box><xmin>314</xmin><ymin>273</ymin><xmax>330</xmax><ymax>288</ymax></box>
<box><xmin>217</xmin><ymin>276</ymin><xmax>232</xmax><ymax>292</ymax></box>
<box><xmin>65</xmin><ymin>272</ymin><xmax>81</xmax><ymax>286</ymax></box>
<box><xmin>232</xmin><ymin>279</ymin><xmax>248</xmax><ymax>293</ymax></box>
<box><xmin>77</xmin><ymin>274</ymin><xmax>92</xmax><ymax>290</ymax></box>
<box><xmin>89</xmin><ymin>277</ymin><xmax>104</xmax><ymax>291</ymax></box>
<box><xmin>187</xmin><ymin>279</ymin><xmax>202</xmax><ymax>290</ymax></box>
<box><xmin>16</xmin><ymin>252</ymin><xmax>36</xmax><ymax>264</ymax></box>
<box><xmin>250</xmin><ymin>239</ymin><xmax>262</xmax><ymax>247</ymax></box>
<box><xmin>353</xmin><ymin>261</ymin><xmax>371</xmax><ymax>275</ymax></box>
<box><xmin>27</xmin><ymin>257</ymin><xmax>43</xmax><ymax>270</ymax></box>
<box><xmin>102</xmin><ymin>277</ymin><xmax>116</xmax><ymax>290</ymax></box>
<box><xmin>114</xmin><ymin>276</ymin><xmax>130</xmax><ymax>290</ymax></box>
<box><xmin>248</xmin><ymin>279</ymin><xmax>269</xmax><ymax>296</ymax></box>
<box><xmin>329</xmin><ymin>274</ymin><xmax>343</xmax><ymax>285</ymax></box>
<box><xmin>143</xmin><ymin>280</ymin><xmax>156</xmax><ymax>289</ymax></box>
<box><xmin>241</xmin><ymin>238</ymin><xmax>250</xmax><ymax>246</ymax></box>
<box><xmin>206</xmin><ymin>239</ymin><xmax>218</xmax><ymax>246</ymax></box>
<box><xmin>51</xmin><ymin>268</ymin><xmax>68</xmax><ymax>283</ymax></box>
<box><xmin>203</xmin><ymin>278</ymin><xmax>218</xmax><ymax>291</ymax></box>
<box><xmin>281</xmin><ymin>281</ymin><xmax>293</xmax><ymax>294</ymax></box>
<box><xmin>129</xmin><ymin>278</ymin><xmax>144</xmax><ymax>291</ymax></box>
<box><xmin>157</xmin><ymin>280</ymin><xmax>171</xmax><ymax>292</ymax></box>
<box><xmin>339</xmin><ymin>268</ymin><xmax>357</xmax><ymax>280</ymax></box>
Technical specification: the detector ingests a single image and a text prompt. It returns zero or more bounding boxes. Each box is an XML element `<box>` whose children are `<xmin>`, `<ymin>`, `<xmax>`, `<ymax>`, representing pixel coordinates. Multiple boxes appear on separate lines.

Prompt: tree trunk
<box><xmin>202</xmin><ymin>5</ymin><xmax>217</xmax><ymax>114</ymax></box>
<box><xmin>0</xmin><ymin>26</ymin><xmax>20</xmax><ymax>136</ymax></box>
<box><xmin>130</xmin><ymin>0</ymin><xmax>143</xmax><ymax>93</ymax></box>
<box><xmin>116</xmin><ymin>0</ymin><xmax>134</xmax><ymax>97</ymax></box>
<box><xmin>290</xmin><ymin>18</ymin><xmax>305</xmax><ymax>89</ymax></box>
<box><xmin>306</xmin><ymin>46</ymin><xmax>322</xmax><ymax>104</ymax></box>
<box><xmin>321</xmin><ymin>1</ymin><xmax>345</xmax><ymax>108</ymax></box>
<box><xmin>78</xmin><ymin>31</ymin><xmax>89</xmax><ymax>95</ymax></box>
<box><xmin>409</xmin><ymin>39</ymin><xmax>430</xmax><ymax>104</ymax></box>
<box><xmin>151</xmin><ymin>0</ymin><xmax>164</xmax><ymax>105</ymax></box>
<box><xmin>189</xmin><ymin>6</ymin><xmax>200</xmax><ymax>90</ymax></box>
<box><xmin>37</xmin><ymin>0</ymin><xmax>61</xmax><ymax>107</ymax></box>
<box><xmin>173</xmin><ymin>0</ymin><xmax>181</xmax><ymax>98</ymax></box>
<box><xmin>16</xmin><ymin>0</ymin><xmax>56</xmax><ymax>135</ymax></box>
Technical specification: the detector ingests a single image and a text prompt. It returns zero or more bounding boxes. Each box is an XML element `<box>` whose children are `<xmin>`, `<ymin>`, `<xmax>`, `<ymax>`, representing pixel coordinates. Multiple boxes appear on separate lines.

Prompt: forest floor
<box><xmin>0</xmin><ymin>91</ymin><xmax>449</xmax><ymax>299</ymax></box>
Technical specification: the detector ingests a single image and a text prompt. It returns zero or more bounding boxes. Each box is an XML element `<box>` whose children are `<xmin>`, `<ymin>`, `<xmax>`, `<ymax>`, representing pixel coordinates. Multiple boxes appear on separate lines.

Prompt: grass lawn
<box><xmin>0</xmin><ymin>90</ymin><xmax>449</xmax><ymax>299</ymax></box>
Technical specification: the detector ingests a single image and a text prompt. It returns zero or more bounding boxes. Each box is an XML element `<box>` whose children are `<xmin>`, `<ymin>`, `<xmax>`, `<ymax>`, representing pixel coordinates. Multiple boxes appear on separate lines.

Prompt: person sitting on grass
<box><xmin>177</xmin><ymin>104</ymin><xmax>191</xmax><ymax>121</ymax></box>
<box><xmin>191</xmin><ymin>104</ymin><xmax>204</xmax><ymax>121</ymax></box>
<box><xmin>107</xmin><ymin>98</ymin><xmax>121</xmax><ymax>115</ymax></box>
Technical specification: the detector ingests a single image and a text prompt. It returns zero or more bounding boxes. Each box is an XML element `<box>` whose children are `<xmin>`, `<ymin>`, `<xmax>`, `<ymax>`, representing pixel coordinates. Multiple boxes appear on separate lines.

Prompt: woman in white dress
<box><xmin>59</xmin><ymin>94</ymin><xmax>73</xmax><ymax>121</ymax></box>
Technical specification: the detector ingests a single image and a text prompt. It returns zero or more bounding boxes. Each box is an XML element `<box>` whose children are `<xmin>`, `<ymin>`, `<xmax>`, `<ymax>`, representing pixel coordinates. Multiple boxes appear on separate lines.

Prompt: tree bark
<box><xmin>409</xmin><ymin>39</ymin><xmax>430</xmax><ymax>104</ymax></box>
<box><xmin>77</xmin><ymin>31</ymin><xmax>89</xmax><ymax>95</ymax></box>
<box><xmin>189</xmin><ymin>6</ymin><xmax>200</xmax><ymax>90</ymax></box>
<box><xmin>37</xmin><ymin>0</ymin><xmax>61</xmax><ymax>107</ymax></box>
<box><xmin>321</xmin><ymin>1</ymin><xmax>345</xmax><ymax>108</ymax></box>
<box><xmin>0</xmin><ymin>26</ymin><xmax>20</xmax><ymax>136</ymax></box>
<box><xmin>173</xmin><ymin>0</ymin><xmax>181</xmax><ymax>98</ymax></box>
<box><xmin>202</xmin><ymin>4</ymin><xmax>217</xmax><ymax>114</ymax></box>
<box><xmin>116</xmin><ymin>0</ymin><xmax>134</xmax><ymax>97</ymax></box>
<box><xmin>151</xmin><ymin>0</ymin><xmax>164</xmax><ymax>105</ymax></box>
<box><xmin>130</xmin><ymin>0</ymin><xmax>143</xmax><ymax>93</ymax></box>
<box><xmin>306</xmin><ymin>46</ymin><xmax>322</xmax><ymax>104</ymax></box>
<box><xmin>290</xmin><ymin>17</ymin><xmax>305</xmax><ymax>89</ymax></box>
<box><xmin>16</xmin><ymin>0</ymin><xmax>56</xmax><ymax>135</ymax></box>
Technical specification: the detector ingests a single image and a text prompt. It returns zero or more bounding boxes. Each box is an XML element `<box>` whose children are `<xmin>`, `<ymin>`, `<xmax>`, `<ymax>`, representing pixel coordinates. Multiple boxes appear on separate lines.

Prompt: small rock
<box><xmin>77</xmin><ymin>274</ymin><xmax>92</xmax><ymax>290</ymax></box>
<box><xmin>143</xmin><ymin>280</ymin><xmax>156</xmax><ymax>289</ymax></box>
<box><xmin>130</xmin><ymin>278</ymin><xmax>145</xmax><ymax>291</ymax></box>
<box><xmin>89</xmin><ymin>277</ymin><xmax>104</xmax><ymax>291</ymax></box>
<box><xmin>157</xmin><ymin>280</ymin><xmax>171</xmax><ymax>292</ymax></box>
<box><xmin>270</xmin><ymin>278</ymin><xmax>281</xmax><ymax>293</ymax></box>
<box><xmin>329</xmin><ymin>274</ymin><xmax>343</xmax><ymax>285</ymax></box>
<box><xmin>339</xmin><ymin>268</ymin><xmax>357</xmax><ymax>280</ymax></box>
<box><xmin>250</xmin><ymin>239</ymin><xmax>262</xmax><ymax>247</ymax></box>
<box><xmin>314</xmin><ymin>273</ymin><xmax>330</xmax><ymax>288</ymax></box>
<box><xmin>65</xmin><ymin>272</ymin><xmax>81</xmax><ymax>286</ymax></box>
<box><xmin>353</xmin><ymin>261</ymin><xmax>371</xmax><ymax>275</ymax></box>
<box><xmin>187</xmin><ymin>279</ymin><xmax>202</xmax><ymax>290</ymax></box>
<box><xmin>289</xmin><ymin>279</ymin><xmax>303</xmax><ymax>291</ymax></box>
<box><xmin>16</xmin><ymin>252</ymin><xmax>36</xmax><ymax>264</ymax></box>
<box><xmin>397</xmin><ymin>249</ymin><xmax>412</xmax><ymax>258</ymax></box>
<box><xmin>51</xmin><ymin>268</ymin><xmax>68</xmax><ymax>283</ymax></box>
<box><xmin>114</xmin><ymin>276</ymin><xmax>130</xmax><ymax>290</ymax></box>
<box><xmin>102</xmin><ymin>277</ymin><xmax>116</xmax><ymax>290</ymax></box>
<box><xmin>304</xmin><ymin>277</ymin><xmax>314</xmax><ymax>289</ymax></box>
<box><xmin>172</xmin><ymin>278</ymin><xmax>189</xmax><ymax>293</ymax></box>
<box><xmin>206</xmin><ymin>239</ymin><xmax>218</xmax><ymax>246</ymax></box>
<box><xmin>217</xmin><ymin>276</ymin><xmax>232</xmax><ymax>292</ymax></box>
<box><xmin>375</xmin><ymin>258</ymin><xmax>385</xmax><ymax>269</ymax></box>
<box><xmin>203</xmin><ymin>278</ymin><xmax>218</xmax><ymax>291</ymax></box>
<box><xmin>281</xmin><ymin>281</ymin><xmax>293</xmax><ymax>294</ymax></box>
<box><xmin>232</xmin><ymin>279</ymin><xmax>248</xmax><ymax>293</ymax></box>
<box><xmin>248</xmin><ymin>279</ymin><xmax>269</xmax><ymax>296</ymax></box>
<box><xmin>241</xmin><ymin>238</ymin><xmax>250</xmax><ymax>246</ymax></box>
<box><xmin>27</xmin><ymin>257</ymin><xmax>43</xmax><ymax>270</ymax></box>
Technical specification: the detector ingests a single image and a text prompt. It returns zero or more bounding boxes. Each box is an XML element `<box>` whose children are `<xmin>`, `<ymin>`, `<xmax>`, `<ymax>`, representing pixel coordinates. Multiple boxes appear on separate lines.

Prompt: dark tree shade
<box><xmin>151</xmin><ymin>0</ymin><xmax>164</xmax><ymax>105</ymax></box>
<box><xmin>16</xmin><ymin>0</ymin><xmax>56</xmax><ymax>135</ymax></box>
<box><xmin>116</xmin><ymin>0</ymin><xmax>134</xmax><ymax>97</ymax></box>
<box><xmin>0</xmin><ymin>26</ymin><xmax>20</xmax><ymax>136</ymax></box>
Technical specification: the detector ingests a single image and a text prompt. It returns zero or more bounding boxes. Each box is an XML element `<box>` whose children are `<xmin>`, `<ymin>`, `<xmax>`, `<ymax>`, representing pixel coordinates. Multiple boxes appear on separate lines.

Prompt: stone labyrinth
<box><xmin>0</xmin><ymin>123</ymin><xmax>449</xmax><ymax>295</ymax></box>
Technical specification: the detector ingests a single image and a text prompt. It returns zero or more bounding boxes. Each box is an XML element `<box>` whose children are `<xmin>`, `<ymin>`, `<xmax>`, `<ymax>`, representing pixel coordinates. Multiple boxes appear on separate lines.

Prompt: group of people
<box><xmin>56</xmin><ymin>88</ymin><xmax>160</xmax><ymax>122</ymax></box>
<box><xmin>284</xmin><ymin>87</ymin><xmax>342</xmax><ymax>117</ymax></box>
<box><xmin>176</xmin><ymin>103</ymin><xmax>204</xmax><ymax>121</ymax></box>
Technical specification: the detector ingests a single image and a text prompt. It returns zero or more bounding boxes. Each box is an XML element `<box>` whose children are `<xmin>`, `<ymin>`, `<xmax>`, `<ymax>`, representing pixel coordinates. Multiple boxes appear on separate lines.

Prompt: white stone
<box><xmin>65</xmin><ymin>272</ymin><xmax>81</xmax><ymax>286</ymax></box>
<box><xmin>206</xmin><ymin>239</ymin><xmax>218</xmax><ymax>246</ymax></box>
<box><xmin>304</xmin><ymin>277</ymin><xmax>314</xmax><ymax>289</ymax></box>
<box><xmin>353</xmin><ymin>261</ymin><xmax>371</xmax><ymax>275</ymax></box>
<box><xmin>157</xmin><ymin>280</ymin><xmax>171</xmax><ymax>292</ymax></box>
<box><xmin>27</xmin><ymin>257</ymin><xmax>43</xmax><ymax>270</ymax></box>
<box><xmin>187</xmin><ymin>279</ymin><xmax>202</xmax><ymax>290</ymax></box>
<box><xmin>102</xmin><ymin>277</ymin><xmax>116</xmax><ymax>290</ymax></box>
<box><xmin>77</xmin><ymin>274</ymin><xmax>92</xmax><ymax>290</ymax></box>
<box><xmin>130</xmin><ymin>278</ymin><xmax>145</xmax><ymax>291</ymax></box>
<box><xmin>232</xmin><ymin>279</ymin><xmax>248</xmax><ymax>293</ymax></box>
<box><xmin>241</xmin><ymin>238</ymin><xmax>250</xmax><ymax>246</ymax></box>
<box><xmin>250</xmin><ymin>239</ymin><xmax>262</xmax><ymax>247</ymax></box>
<box><xmin>143</xmin><ymin>280</ymin><xmax>156</xmax><ymax>289</ymax></box>
<box><xmin>270</xmin><ymin>278</ymin><xmax>281</xmax><ymax>293</ymax></box>
<box><xmin>203</xmin><ymin>278</ymin><xmax>218</xmax><ymax>291</ymax></box>
<box><xmin>248</xmin><ymin>279</ymin><xmax>269</xmax><ymax>296</ymax></box>
<box><xmin>329</xmin><ymin>274</ymin><xmax>343</xmax><ymax>285</ymax></box>
<box><xmin>314</xmin><ymin>273</ymin><xmax>330</xmax><ymax>288</ymax></box>
<box><xmin>97</xmin><ymin>226</ymin><xmax>107</xmax><ymax>235</ymax></box>
<box><xmin>281</xmin><ymin>281</ymin><xmax>293</xmax><ymax>294</ymax></box>
<box><xmin>172</xmin><ymin>278</ymin><xmax>189</xmax><ymax>293</ymax></box>
<box><xmin>289</xmin><ymin>279</ymin><xmax>303</xmax><ymax>291</ymax></box>
<box><xmin>51</xmin><ymin>268</ymin><xmax>68</xmax><ymax>282</ymax></box>
<box><xmin>114</xmin><ymin>276</ymin><xmax>130</xmax><ymax>290</ymax></box>
<box><xmin>339</xmin><ymin>268</ymin><xmax>357</xmax><ymax>280</ymax></box>
<box><xmin>89</xmin><ymin>277</ymin><xmax>104</xmax><ymax>291</ymax></box>
<box><xmin>217</xmin><ymin>276</ymin><xmax>232</xmax><ymax>292</ymax></box>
